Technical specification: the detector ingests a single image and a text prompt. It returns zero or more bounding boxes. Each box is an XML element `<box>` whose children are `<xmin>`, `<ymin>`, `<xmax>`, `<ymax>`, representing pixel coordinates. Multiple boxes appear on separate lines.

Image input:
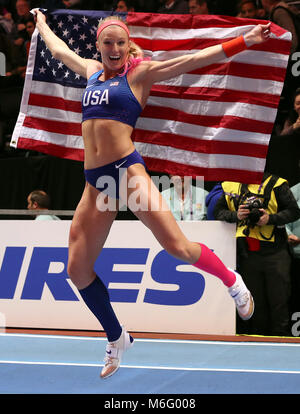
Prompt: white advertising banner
<box><xmin>0</xmin><ymin>220</ymin><xmax>236</xmax><ymax>335</ymax></box>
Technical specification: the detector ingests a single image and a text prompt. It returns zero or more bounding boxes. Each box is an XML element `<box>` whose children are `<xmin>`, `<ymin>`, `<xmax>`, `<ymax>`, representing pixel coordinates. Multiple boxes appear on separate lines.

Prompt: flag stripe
<box><xmin>133</xmin><ymin>129</ymin><xmax>269</xmax><ymax>158</ymax></box>
<box><xmin>16</xmin><ymin>137</ymin><xmax>84</xmax><ymax>160</ymax></box>
<box><xmin>140</xmin><ymin>106</ymin><xmax>274</xmax><ymax>134</ymax></box>
<box><xmin>156</xmin><ymin>73</ymin><xmax>284</xmax><ymax>95</ymax></box>
<box><xmin>30</xmin><ymin>80</ymin><xmax>84</xmax><ymax>99</ymax></box>
<box><xmin>147</xmin><ymin>48</ymin><xmax>289</xmax><ymax>68</ymax></box>
<box><xmin>146</xmin><ymin>96</ymin><xmax>277</xmax><ymax>122</ymax></box>
<box><xmin>190</xmin><ymin>62</ymin><xmax>287</xmax><ymax>82</ymax></box>
<box><xmin>135</xmin><ymin>117</ymin><xmax>270</xmax><ymax>145</ymax></box>
<box><xmin>23</xmin><ymin>116</ymin><xmax>82</xmax><ymax>136</ymax></box>
<box><xmin>141</xmin><ymin>156</ymin><xmax>266</xmax><ymax>183</ymax></box>
<box><xmin>135</xmin><ymin>142</ymin><xmax>265</xmax><ymax>171</ymax></box>
<box><xmin>29</xmin><ymin>77</ymin><xmax>280</xmax><ymax>108</ymax></box>
<box><xmin>11</xmin><ymin>10</ymin><xmax>291</xmax><ymax>183</ymax></box>
<box><xmin>28</xmin><ymin>93</ymin><xmax>82</xmax><ymax>113</ymax></box>
<box><xmin>127</xmin><ymin>12</ymin><xmax>287</xmax><ymax>35</ymax></box>
<box><xmin>131</xmin><ymin>36</ymin><xmax>291</xmax><ymax>56</ymax></box>
<box><xmin>22</xmin><ymin>99</ymin><xmax>272</xmax><ymax>147</ymax></box>
<box><xmin>26</xmin><ymin>92</ymin><xmax>277</xmax><ymax>125</ymax></box>
<box><xmin>26</xmin><ymin>104</ymin><xmax>82</xmax><ymax>123</ymax></box>
<box><xmin>30</xmin><ymin>77</ymin><xmax>281</xmax><ymax>110</ymax></box>
<box><xmin>23</xmin><ymin>105</ymin><xmax>271</xmax><ymax>148</ymax></box>
<box><xmin>18</xmin><ymin>126</ymin><xmax>84</xmax><ymax>148</ymax></box>
<box><xmin>25</xmin><ymin>101</ymin><xmax>274</xmax><ymax>137</ymax></box>
<box><xmin>150</xmin><ymin>85</ymin><xmax>280</xmax><ymax>108</ymax></box>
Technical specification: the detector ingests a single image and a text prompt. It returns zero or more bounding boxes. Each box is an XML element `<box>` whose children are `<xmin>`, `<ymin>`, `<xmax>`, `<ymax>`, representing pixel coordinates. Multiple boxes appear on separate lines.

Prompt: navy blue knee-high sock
<box><xmin>78</xmin><ymin>276</ymin><xmax>122</xmax><ymax>342</ymax></box>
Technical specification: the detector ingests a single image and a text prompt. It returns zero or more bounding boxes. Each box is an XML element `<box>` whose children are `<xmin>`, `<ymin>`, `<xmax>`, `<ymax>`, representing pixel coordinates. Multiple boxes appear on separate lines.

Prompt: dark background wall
<box><xmin>1</xmin><ymin>155</ymin><xmax>85</xmax><ymax>211</ymax></box>
<box><xmin>0</xmin><ymin>153</ymin><xmax>137</xmax><ymax>219</ymax></box>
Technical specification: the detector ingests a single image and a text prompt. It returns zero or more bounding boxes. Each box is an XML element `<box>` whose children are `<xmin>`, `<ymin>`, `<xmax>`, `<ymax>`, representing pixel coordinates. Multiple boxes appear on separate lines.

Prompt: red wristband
<box><xmin>222</xmin><ymin>35</ymin><xmax>248</xmax><ymax>58</ymax></box>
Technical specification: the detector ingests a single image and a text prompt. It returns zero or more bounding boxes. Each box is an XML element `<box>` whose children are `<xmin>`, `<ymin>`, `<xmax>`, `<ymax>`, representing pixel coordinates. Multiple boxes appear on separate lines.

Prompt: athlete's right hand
<box><xmin>243</xmin><ymin>23</ymin><xmax>271</xmax><ymax>47</ymax></box>
<box><xmin>31</xmin><ymin>8</ymin><xmax>46</xmax><ymax>23</ymax></box>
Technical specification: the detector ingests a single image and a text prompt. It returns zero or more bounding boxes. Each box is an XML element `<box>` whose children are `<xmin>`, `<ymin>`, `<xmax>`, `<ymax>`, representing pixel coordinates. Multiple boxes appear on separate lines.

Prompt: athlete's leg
<box><xmin>123</xmin><ymin>164</ymin><xmax>254</xmax><ymax>320</ymax></box>
<box><xmin>67</xmin><ymin>183</ymin><xmax>124</xmax><ymax>341</ymax></box>
<box><xmin>68</xmin><ymin>183</ymin><xmax>134</xmax><ymax>378</ymax></box>
<box><xmin>68</xmin><ymin>183</ymin><xmax>117</xmax><ymax>288</ymax></box>
<box><xmin>124</xmin><ymin>164</ymin><xmax>234</xmax><ymax>283</ymax></box>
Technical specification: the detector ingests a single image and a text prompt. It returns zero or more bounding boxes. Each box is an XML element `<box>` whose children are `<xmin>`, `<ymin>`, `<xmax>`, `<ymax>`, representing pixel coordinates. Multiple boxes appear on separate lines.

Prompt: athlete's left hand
<box><xmin>244</xmin><ymin>22</ymin><xmax>271</xmax><ymax>47</ymax></box>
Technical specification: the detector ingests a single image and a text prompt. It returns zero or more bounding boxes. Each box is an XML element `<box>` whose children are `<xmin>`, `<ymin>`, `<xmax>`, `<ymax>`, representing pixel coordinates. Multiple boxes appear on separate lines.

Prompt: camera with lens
<box><xmin>244</xmin><ymin>197</ymin><xmax>263</xmax><ymax>227</ymax></box>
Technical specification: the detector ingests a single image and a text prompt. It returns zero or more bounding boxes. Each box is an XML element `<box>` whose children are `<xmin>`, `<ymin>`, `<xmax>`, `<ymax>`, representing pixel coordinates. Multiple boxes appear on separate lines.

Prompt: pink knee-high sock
<box><xmin>193</xmin><ymin>243</ymin><xmax>236</xmax><ymax>287</ymax></box>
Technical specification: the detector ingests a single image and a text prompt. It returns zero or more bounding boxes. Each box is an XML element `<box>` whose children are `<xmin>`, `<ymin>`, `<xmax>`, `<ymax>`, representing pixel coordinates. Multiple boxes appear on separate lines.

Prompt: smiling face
<box><xmin>96</xmin><ymin>25</ymin><xmax>130</xmax><ymax>73</ymax></box>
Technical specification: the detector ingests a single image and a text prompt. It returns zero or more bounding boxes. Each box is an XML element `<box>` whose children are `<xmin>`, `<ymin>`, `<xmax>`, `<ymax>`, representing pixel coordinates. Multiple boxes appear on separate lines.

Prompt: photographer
<box><xmin>214</xmin><ymin>173</ymin><xmax>300</xmax><ymax>336</ymax></box>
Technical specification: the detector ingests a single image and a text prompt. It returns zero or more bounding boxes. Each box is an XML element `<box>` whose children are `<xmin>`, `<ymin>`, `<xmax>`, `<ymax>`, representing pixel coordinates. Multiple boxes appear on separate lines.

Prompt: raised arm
<box><xmin>34</xmin><ymin>9</ymin><xmax>100</xmax><ymax>79</ymax></box>
<box><xmin>144</xmin><ymin>23</ymin><xmax>271</xmax><ymax>84</ymax></box>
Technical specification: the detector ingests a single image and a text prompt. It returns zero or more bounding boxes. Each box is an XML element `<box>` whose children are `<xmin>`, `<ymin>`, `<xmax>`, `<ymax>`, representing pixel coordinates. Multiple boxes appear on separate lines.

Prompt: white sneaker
<box><xmin>228</xmin><ymin>269</ymin><xmax>254</xmax><ymax>320</ymax></box>
<box><xmin>100</xmin><ymin>327</ymin><xmax>133</xmax><ymax>379</ymax></box>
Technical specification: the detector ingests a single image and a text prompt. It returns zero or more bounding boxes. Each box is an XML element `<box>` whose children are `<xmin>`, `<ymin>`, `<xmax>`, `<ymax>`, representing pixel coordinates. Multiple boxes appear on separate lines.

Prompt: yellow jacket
<box><xmin>222</xmin><ymin>176</ymin><xmax>287</xmax><ymax>242</ymax></box>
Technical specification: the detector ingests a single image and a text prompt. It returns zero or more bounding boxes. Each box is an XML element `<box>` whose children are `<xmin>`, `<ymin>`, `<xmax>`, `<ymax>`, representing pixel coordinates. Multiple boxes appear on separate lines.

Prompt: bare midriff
<box><xmin>82</xmin><ymin>118</ymin><xmax>136</xmax><ymax>169</ymax></box>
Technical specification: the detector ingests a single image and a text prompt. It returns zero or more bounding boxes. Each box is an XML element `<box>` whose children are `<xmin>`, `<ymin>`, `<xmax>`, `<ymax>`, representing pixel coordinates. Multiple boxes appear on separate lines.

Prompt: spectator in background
<box><xmin>24</xmin><ymin>16</ymin><xmax>35</xmax><ymax>57</ymax></box>
<box><xmin>114</xmin><ymin>0</ymin><xmax>138</xmax><ymax>12</ymax></box>
<box><xmin>13</xmin><ymin>0</ymin><xmax>32</xmax><ymax>42</ymax></box>
<box><xmin>261</xmin><ymin>0</ymin><xmax>300</xmax><ymax>112</ymax></box>
<box><xmin>161</xmin><ymin>175</ymin><xmax>208</xmax><ymax>221</ymax></box>
<box><xmin>0</xmin><ymin>19</ymin><xmax>25</xmax><ymax>154</ymax></box>
<box><xmin>280</xmin><ymin>88</ymin><xmax>300</xmax><ymax>135</ymax></box>
<box><xmin>214</xmin><ymin>173</ymin><xmax>300</xmax><ymax>336</ymax></box>
<box><xmin>261</xmin><ymin>0</ymin><xmax>299</xmax><ymax>53</ymax></box>
<box><xmin>0</xmin><ymin>4</ymin><xmax>15</xmax><ymax>35</ymax></box>
<box><xmin>285</xmin><ymin>181</ymin><xmax>300</xmax><ymax>318</ymax></box>
<box><xmin>7</xmin><ymin>0</ymin><xmax>31</xmax><ymax>74</ymax></box>
<box><xmin>188</xmin><ymin>0</ymin><xmax>210</xmax><ymax>14</ymax></box>
<box><xmin>205</xmin><ymin>182</ymin><xmax>224</xmax><ymax>220</ymax></box>
<box><xmin>237</xmin><ymin>0</ymin><xmax>260</xmax><ymax>18</ymax></box>
<box><xmin>27</xmin><ymin>190</ymin><xmax>60</xmax><ymax>221</ymax></box>
<box><xmin>157</xmin><ymin>0</ymin><xmax>189</xmax><ymax>14</ymax></box>
<box><xmin>0</xmin><ymin>3</ymin><xmax>37</xmax><ymax>156</ymax></box>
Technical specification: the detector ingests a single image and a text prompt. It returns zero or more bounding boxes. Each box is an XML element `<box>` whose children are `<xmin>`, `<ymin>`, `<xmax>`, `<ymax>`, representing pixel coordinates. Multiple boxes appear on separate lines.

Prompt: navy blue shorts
<box><xmin>84</xmin><ymin>149</ymin><xmax>146</xmax><ymax>199</ymax></box>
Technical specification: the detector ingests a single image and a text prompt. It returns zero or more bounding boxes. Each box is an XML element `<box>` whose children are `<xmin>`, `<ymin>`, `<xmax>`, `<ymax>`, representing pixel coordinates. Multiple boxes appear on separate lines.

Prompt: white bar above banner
<box><xmin>0</xmin><ymin>220</ymin><xmax>236</xmax><ymax>335</ymax></box>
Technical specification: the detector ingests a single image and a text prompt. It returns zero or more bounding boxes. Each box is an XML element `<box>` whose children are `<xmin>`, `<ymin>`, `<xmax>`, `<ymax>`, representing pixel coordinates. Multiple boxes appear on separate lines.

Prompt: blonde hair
<box><xmin>97</xmin><ymin>16</ymin><xmax>148</xmax><ymax>76</ymax></box>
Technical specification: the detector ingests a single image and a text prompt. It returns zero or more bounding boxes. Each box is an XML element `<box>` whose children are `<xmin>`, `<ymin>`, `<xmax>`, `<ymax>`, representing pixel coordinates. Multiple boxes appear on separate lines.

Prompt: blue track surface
<box><xmin>0</xmin><ymin>333</ymin><xmax>300</xmax><ymax>394</ymax></box>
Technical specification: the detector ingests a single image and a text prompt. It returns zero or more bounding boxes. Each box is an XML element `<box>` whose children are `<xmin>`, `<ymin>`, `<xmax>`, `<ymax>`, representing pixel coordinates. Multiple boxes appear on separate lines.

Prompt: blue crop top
<box><xmin>81</xmin><ymin>70</ymin><xmax>142</xmax><ymax>128</ymax></box>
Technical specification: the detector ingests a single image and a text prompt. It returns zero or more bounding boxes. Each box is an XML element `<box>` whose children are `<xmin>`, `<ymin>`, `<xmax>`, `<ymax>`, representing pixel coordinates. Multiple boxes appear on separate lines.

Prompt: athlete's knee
<box><xmin>67</xmin><ymin>254</ymin><xmax>83</xmax><ymax>286</ymax></box>
<box><xmin>67</xmin><ymin>253</ymin><xmax>78</xmax><ymax>278</ymax></box>
<box><xmin>67</xmin><ymin>242</ymin><xmax>92</xmax><ymax>288</ymax></box>
<box><xmin>67</xmin><ymin>255</ymin><xmax>95</xmax><ymax>289</ymax></box>
<box><xmin>67</xmin><ymin>226</ymin><xmax>80</xmax><ymax>276</ymax></box>
<box><xmin>163</xmin><ymin>239</ymin><xmax>194</xmax><ymax>263</ymax></box>
<box><xmin>69</xmin><ymin>219</ymin><xmax>81</xmax><ymax>245</ymax></box>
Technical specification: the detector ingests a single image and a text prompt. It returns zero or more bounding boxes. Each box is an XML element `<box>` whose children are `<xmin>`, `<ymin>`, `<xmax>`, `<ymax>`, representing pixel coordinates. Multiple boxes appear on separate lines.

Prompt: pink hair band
<box><xmin>97</xmin><ymin>20</ymin><xmax>130</xmax><ymax>39</ymax></box>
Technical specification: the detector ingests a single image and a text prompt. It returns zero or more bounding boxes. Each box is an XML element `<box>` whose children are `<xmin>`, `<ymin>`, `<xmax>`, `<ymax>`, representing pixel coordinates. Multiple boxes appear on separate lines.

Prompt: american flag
<box><xmin>11</xmin><ymin>10</ymin><xmax>291</xmax><ymax>183</ymax></box>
